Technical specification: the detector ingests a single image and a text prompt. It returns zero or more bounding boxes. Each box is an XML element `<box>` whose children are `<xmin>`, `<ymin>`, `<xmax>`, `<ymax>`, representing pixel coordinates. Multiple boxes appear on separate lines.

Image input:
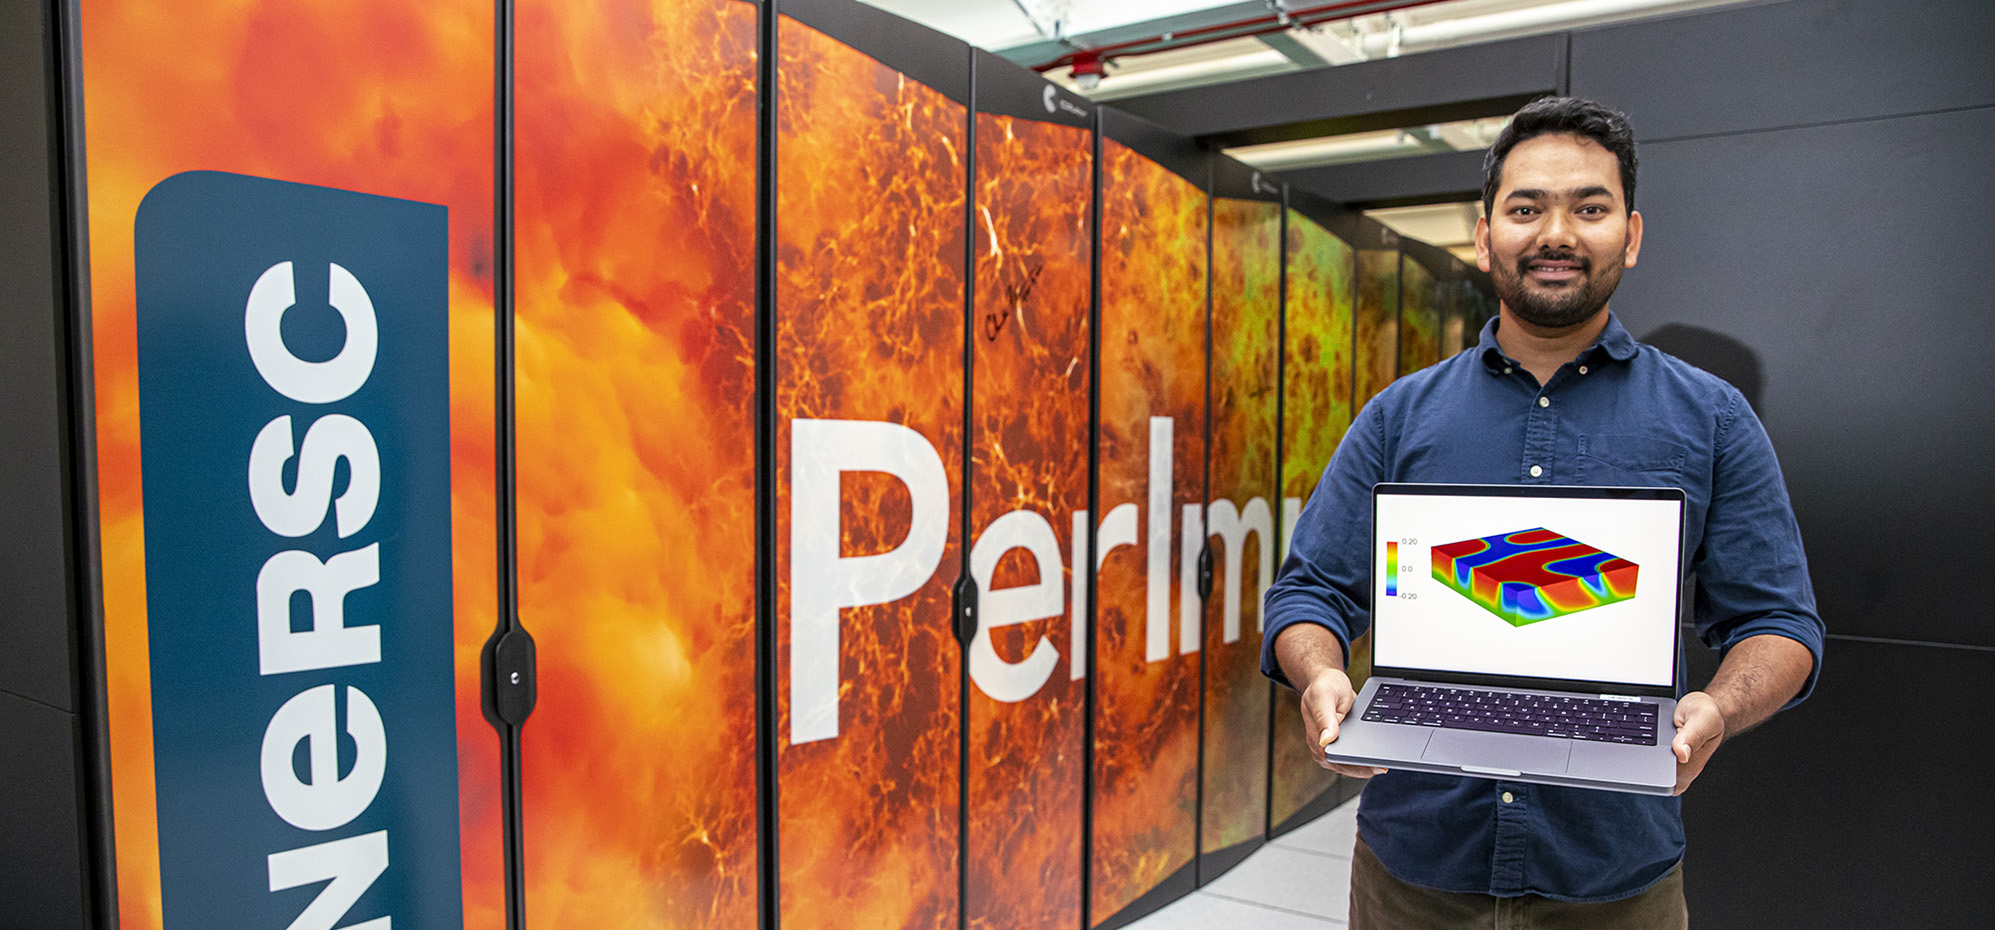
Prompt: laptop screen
<box><xmin>1371</xmin><ymin>484</ymin><xmax>1684</xmax><ymax>691</ymax></box>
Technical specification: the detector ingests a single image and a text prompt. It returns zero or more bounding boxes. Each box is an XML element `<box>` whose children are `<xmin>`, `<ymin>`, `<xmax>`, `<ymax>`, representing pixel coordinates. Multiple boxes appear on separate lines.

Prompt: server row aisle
<box><xmin>15</xmin><ymin>0</ymin><xmax>1489</xmax><ymax>927</ymax></box>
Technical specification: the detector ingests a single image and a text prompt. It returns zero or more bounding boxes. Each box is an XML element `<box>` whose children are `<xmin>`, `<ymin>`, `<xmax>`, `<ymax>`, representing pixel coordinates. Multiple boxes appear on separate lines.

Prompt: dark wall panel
<box><xmin>0</xmin><ymin>692</ymin><xmax>86</xmax><ymax>929</ymax></box>
<box><xmin>1607</xmin><ymin>107</ymin><xmax>1995</xmax><ymax>648</ymax></box>
<box><xmin>0</xmin><ymin>0</ymin><xmax>75</xmax><ymax>717</ymax></box>
<box><xmin>1572</xmin><ymin>0</ymin><xmax>1995</xmax><ymax>142</ymax></box>
<box><xmin>1681</xmin><ymin>637</ymin><xmax>1995</xmax><ymax>929</ymax></box>
<box><xmin>0</xmin><ymin>1</ymin><xmax>90</xmax><ymax>921</ymax></box>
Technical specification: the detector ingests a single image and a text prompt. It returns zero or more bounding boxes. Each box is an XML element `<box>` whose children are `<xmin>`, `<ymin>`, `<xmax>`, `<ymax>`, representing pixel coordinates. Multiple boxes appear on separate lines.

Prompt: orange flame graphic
<box><xmin>1348</xmin><ymin>250</ymin><xmax>1402</xmax><ymax>700</ymax></box>
<box><xmin>1091</xmin><ymin>139</ymin><xmax>1207</xmax><ymax>925</ymax></box>
<box><xmin>774</xmin><ymin>18</ymin><xmax>966</xmax><ymax>930</ymax></box>
<box><xmin>1280</xmin><ymin>211</ymin><xmax>1356</xmax><ymax>500</ymax></box>
<box><xmin>1201</xmin><ymin>198</ymin><xmax>1280</xmax><ymax>855</ymax></box>
<box><xmin>1441</xmin><ymin>287</ymin><xmax>1471</xmax><ymax>359</ymax></box>
<box><xmin>512</xmin><ymin>0</ymin><xmax>760</xmax><ymax>926</ymax></box>
<box><xmin>1341</xmin><ymin>243</ymin><xmax>1392</xmax><ymax>695</ymax></box>
<box><xmin>79</xmin><ymin>1</ymin><xmax>503</xmax><ymax>926</ymax></box>
<box><xmin>1400</xmin><ymin>257</ymin><xmax>1440</xmax><ymax>373</ymax></box>
<box><xmin>965</xmin><ymin>111</ymin><xmax>1093</xmax><ymax>930</ymax></box>
<box><xmin>1270</xmin><ymin>210</ymin><xmax>1357</xmax><ymax>827</ymax></box>
<box><xmin>1354</xmin><ymin>250</ymin><xmax>1402</xmax><ymax>411</ymax></box>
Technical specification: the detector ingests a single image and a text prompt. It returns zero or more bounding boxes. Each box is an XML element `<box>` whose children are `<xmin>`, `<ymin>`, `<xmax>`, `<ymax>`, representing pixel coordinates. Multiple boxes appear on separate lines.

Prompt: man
<box><xmin>1261</xmin><ymin>97</ymin><xmax>1824</xmax><ymax>928</ymax></box>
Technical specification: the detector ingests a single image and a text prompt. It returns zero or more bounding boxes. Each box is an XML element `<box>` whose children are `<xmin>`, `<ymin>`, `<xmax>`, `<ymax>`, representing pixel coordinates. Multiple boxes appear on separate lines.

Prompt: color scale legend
<box><xmin>1386</xmin><ymin>541</ymin><xmax>1399</xmax><ymax>597</ymax></box>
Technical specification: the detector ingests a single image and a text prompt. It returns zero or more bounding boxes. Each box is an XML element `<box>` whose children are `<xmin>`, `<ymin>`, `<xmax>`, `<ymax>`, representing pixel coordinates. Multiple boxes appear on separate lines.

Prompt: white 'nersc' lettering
<box><xmin>261</xmin><ymin>684</ymin><xmax>387</xmax><ymax>831</ymax></box>
<box><xmin>245</xmin><ymin>258</ymin><xmax>392</xmax><ymax>930</ymax></box>
<box><xmin>258</xmin><ymin>545</ymin><xmax>382</xmax><ymax>675</ymax></box>
<box><xmin>245</xmin><ymin>261</ymin><xmax>379</xmax><ymax>404</ymax></box>
<box><xmin>267</xmin><ymin>830</ymin><xmax>391</xmax><ymax>930</ymax></box>
<box><xmin>249</xmin><ymin>414</ymin><xmax>381</xmax><ymax>538</ymax></box>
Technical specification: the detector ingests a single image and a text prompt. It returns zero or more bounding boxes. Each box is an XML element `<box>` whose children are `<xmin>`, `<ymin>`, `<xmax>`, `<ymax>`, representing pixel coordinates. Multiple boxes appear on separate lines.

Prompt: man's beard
<box><xmin>1492</xmin><ymin>248</ymin><xmax>1624</xmax><ymax>329</ymax></box>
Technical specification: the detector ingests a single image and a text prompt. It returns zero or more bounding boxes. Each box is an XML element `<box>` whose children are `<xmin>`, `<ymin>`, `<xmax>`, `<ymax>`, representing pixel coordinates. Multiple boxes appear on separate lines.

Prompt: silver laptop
<box><xmin>1323</xmin><ymin>483</ymin><xmax>1686</xmax><ymax>795</ymax></box>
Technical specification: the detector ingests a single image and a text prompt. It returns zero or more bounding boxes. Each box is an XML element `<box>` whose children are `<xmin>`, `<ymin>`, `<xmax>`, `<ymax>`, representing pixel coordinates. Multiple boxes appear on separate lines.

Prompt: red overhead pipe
<box><xmin>1030</xmin><ymin>0</ymin><xmax>1457</xmax><ymax>74</ymax></box>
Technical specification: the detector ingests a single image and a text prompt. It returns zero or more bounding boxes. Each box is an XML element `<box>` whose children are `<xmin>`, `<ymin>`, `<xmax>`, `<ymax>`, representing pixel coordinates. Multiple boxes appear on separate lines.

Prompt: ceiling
<box><xmin>861</xmin><ymin>0</ymin><xmax>1753</xmax><ymax>99</ymax></box>
<box><xmin>856</xmin><ymin>0</ymin><xmax>1747</xmax><ymax>258</ymax></box>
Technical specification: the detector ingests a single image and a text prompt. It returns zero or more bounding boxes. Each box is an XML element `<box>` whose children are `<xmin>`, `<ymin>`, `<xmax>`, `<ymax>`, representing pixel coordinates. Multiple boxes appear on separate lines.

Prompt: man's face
<box><xmin>1475</xmin><ymin>132</ymin><xmax>1643</xmax><ymax>330</ymax></box>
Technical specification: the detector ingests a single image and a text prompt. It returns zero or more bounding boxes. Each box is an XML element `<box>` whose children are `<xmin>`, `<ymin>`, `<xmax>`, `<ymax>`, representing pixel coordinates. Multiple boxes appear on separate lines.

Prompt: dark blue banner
<box><xmin>135</xmin><ymin>172</ymin><xmax>462</xmax><ymax>929</ymax></box>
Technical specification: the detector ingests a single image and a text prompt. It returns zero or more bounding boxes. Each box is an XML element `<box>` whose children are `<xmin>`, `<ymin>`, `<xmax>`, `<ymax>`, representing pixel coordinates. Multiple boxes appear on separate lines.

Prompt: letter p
<box><xmin>789</xmin><ymin>419</ymin><xmax>949</xmax><ymax>745</ymax></box>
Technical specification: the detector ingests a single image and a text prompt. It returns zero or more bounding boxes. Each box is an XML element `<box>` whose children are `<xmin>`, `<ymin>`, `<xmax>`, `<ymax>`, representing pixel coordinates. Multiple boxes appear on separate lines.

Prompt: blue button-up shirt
<box><xmin>1262</xmin><ymin>313</ymin><xmax>1825</xmax><ymax>902</ymax></box>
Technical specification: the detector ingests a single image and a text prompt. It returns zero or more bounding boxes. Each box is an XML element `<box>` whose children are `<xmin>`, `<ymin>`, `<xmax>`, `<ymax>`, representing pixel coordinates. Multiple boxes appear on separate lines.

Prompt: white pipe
<box><xmin>1356</xmin><ymin>0</ymin><xmax>1729</xmax><ymax>57</ymax></box>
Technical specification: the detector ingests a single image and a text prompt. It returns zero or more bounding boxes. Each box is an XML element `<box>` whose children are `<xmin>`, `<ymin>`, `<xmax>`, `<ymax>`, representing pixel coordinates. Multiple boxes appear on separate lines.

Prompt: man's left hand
<box><xmin>1670</xmin><ymin>691</ymin><xmax>1726</xmax><ymax>795</ymax></box>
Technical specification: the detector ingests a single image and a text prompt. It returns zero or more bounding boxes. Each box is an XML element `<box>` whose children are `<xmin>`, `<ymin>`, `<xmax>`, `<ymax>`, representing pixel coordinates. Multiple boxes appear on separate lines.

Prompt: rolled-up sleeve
<box><xmin>1261</xmin><ymin>402</ymin><xmax>1386</xmax><ymax>690</ymax></box>
<box><xmin>1691</xmin><ymin>391</ymin><xmax>1826</xmax><ymax>707</ymax></box>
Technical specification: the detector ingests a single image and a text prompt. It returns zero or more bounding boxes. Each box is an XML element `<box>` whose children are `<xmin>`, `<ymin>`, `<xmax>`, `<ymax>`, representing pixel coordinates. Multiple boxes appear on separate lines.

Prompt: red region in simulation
<box><xmin>1430</xmin><ymin>528</ymin><xmax>1639</xmax><ymax>627</ymax></box>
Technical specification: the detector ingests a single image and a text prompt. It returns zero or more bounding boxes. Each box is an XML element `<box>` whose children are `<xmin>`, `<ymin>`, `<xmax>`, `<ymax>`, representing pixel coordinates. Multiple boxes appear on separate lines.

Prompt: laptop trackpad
<box><xmin>1421</xmin><ymin>730</ymin><xmax>1572</xmax><ymax>775</ymax></box>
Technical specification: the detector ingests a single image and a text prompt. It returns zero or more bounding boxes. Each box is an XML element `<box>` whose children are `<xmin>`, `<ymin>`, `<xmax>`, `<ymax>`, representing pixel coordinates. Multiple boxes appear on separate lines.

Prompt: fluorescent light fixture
<box><xmin>1224</xmin><ymin>116</ymin><xmax>1511</xmax><ymax>171</ymax></box>
<box><xmin>1367</xmin><ymin>202</ymin><xmax>1482</xmax><ymax>250</ymax></box>
<box><xmin>1053</xmin><ymin>44</ymin><xmax>1295</xmax><ymax>97</ymax></box>
<box><xmin>1052</xmin><ymin>0</ymin><xmax>1252</xmax><ymax>36</ymax></box>
<box><xmin>1225</xmin><ymin>128</ymin><xmax>1435</xmax><ymax>171</ymax></box>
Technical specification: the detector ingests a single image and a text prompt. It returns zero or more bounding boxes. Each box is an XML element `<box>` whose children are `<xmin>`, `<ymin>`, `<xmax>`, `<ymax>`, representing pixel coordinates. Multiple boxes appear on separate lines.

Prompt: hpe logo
<box><xmin>1043</xmin><ymin>83</ymin><xmax>1090</xmax><ymax>119</ymax></box>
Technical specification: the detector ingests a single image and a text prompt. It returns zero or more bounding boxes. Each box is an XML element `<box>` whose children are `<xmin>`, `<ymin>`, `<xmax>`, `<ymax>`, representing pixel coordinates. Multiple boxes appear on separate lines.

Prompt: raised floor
<box><xmin>1126</xmin><ymin>795</ymin><xmax>1360</xmax><ymax>928</ymax></box>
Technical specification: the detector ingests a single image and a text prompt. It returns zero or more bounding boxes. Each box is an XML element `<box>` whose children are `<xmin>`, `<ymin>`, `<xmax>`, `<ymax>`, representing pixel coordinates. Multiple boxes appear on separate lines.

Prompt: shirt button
<box><xmin>1579</xmin><ymin>365</ymin><xmax>1589</xmax><ymax>375</ymax></box>
<box><xmin>1538</xmin><ymin>396</ymin><xmax>1550</xmax><ymax>408</ymax></box>
<box><xmin>1502</xmin><ymin>791</ymin><xmax>1515</xmax><ymax>804</ymax></box>
<box><xmin>1529</xmin><ymin>465</ymin><xmax>1543</xmax><ymax>478</ymax></box>
<box><xmin>1503</xmin><ymin>367</ymin><xmax>1513</xmax><ymax>375</ymax></box>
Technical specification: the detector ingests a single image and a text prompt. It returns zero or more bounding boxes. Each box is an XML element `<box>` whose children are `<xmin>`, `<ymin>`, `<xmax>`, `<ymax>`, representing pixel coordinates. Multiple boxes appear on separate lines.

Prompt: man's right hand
<box><xmin>1275</xmin><ymin>623</ymin><xmax>1388</xmax><ymax>779</ymax></box>
<box><xmin>1301</xmin><ymin>667</ymin><xmax>1388</xmax><ymax>778</ymax></box>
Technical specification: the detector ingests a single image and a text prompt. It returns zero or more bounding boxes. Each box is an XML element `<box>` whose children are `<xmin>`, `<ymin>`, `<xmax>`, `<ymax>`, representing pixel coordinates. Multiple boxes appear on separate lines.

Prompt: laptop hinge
<box><xmin>1598</xmin><ymin>693</ymin><xmax>1642</xmax><ymax>702</ymax></box>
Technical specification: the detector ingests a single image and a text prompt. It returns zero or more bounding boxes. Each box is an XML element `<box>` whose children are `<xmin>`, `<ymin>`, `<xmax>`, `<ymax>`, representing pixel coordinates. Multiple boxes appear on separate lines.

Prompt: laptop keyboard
<box><xmin>1362</xmin><ymin>683</ymin><xmax>1659</xmax><ymax>745</ymax></box>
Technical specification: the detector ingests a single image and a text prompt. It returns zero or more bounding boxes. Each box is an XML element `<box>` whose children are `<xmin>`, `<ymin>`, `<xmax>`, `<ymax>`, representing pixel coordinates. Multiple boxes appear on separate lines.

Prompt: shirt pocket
<box><xmin>1577</xmin><ymin>433</ymin><xmax>1688</xmax><ymax>486</ymax></box>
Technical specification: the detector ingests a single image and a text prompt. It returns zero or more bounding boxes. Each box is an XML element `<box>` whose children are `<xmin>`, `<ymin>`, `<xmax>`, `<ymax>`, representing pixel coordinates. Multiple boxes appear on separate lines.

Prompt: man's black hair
<box><xmin>1481</xmin><ymin>96</ymin><xmax>1638</xmax><ymax>217</ymax></box>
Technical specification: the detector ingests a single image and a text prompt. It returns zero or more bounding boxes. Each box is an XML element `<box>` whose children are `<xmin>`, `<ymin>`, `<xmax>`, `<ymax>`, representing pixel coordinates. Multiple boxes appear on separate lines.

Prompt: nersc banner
<box><xmin>135</xmin><ymin>172</ymin><xmax>462</xmax><ymax>929</ymax></box>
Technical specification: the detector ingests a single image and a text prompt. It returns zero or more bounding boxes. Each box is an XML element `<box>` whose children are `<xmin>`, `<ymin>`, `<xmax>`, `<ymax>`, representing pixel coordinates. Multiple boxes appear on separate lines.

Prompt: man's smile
<box><xmin>1523</xmin><ymin>254</ymin><xmax>1587</xmax><ymax>284</ymax></box>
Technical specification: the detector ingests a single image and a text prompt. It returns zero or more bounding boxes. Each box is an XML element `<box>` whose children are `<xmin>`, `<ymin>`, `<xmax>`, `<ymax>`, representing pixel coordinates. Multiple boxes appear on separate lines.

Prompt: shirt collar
<box><xmin>1477</xmin><ymin>312</ymin><xmax>1640</xmax><ymax>372</ymax></box>
<box><xmin>1593</xmin><ymin>313</ymin><xmax>1640</xmax><ymax>361</ymax></box>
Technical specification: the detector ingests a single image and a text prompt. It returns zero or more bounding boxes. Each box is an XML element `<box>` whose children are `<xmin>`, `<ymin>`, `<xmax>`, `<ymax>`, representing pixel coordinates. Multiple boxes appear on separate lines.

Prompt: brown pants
<box><xmin>1350</xmin><ymin>836</ymin><xmax>1688</xmax><ymax>930</ymax></box>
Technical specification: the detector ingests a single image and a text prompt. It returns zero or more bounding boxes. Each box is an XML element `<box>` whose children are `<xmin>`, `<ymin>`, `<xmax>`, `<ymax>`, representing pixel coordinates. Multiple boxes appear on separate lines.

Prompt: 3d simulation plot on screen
<box><xmin>1430</xmin><ymin>528</ymin><xmax>1640</xmax><ymax>627</ymax></box>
